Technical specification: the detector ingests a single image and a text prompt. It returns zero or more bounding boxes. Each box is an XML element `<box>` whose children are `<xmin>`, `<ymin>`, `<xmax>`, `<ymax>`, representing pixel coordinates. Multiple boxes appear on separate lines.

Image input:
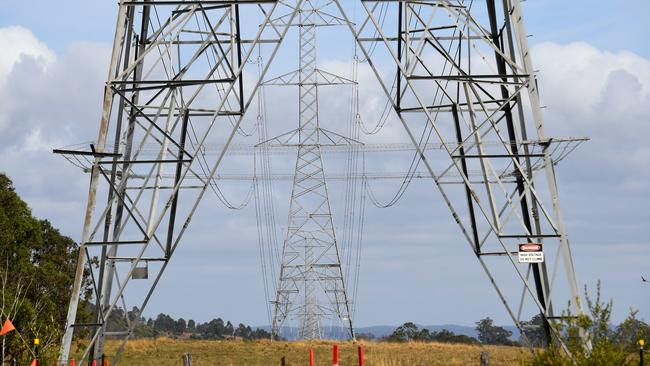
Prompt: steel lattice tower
<box><xmin>328</xmin><ymin>0</ymin><xmax>587</xmax><ymax>352</ymax></box>
<box><xmin>55</xmin><ymin>1</ymin><xmax>307</xmax><ymax>363</ymax></box>
<box><xmin>264</xmin><ymin>0</ymin><xmax>356</xmax><ymax>340</ymax></box>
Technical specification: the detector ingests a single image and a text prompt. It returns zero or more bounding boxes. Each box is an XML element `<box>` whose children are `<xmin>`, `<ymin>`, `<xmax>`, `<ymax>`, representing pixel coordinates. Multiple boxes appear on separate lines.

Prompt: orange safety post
<box><xmin>69</xmin><ymin>359</ymin><xmax>76</xmax><ymax>366</ymax></box>
<box><xmin>358</xmin><ymin>345</ymin><xmax>364</xmax><ymax>366</ymax></box>
<box><xmin>103</xmin><ymin>358</ymin><xmax>109</xmax><ymax>366</ymax></box>
<box><xmin>333</xmin><ymin>344</ymin><xmax>339</xmax><ymax>366</ymax></box>
<box><xmin>309</xmin><ymin>348</ymin><xmax>314</xmax><ymax>366</ymax></box>
<box><xmin>92</xmin><ymin>359</ymin><xmax>97</xmax><ymax>366</ymax></box>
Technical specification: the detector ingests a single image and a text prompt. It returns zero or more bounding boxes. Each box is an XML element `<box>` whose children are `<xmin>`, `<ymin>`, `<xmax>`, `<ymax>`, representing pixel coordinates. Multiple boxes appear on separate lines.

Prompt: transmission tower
<box><xmin>327</xmin><ymin>0</ymin><xmax>587</xmax><ymax>351</ymax></box>
<box><xmin>54</xmin><ymin>1</ymin><xmax>306</xmax><ymax>364</ymax></box>
<box><xmin>262</xmin><ymin>1</ymin><xmax>357</xmax><ymax>340</ymax></box>
<box><xmin>54</xmin><ymin>0</ymin><xmax>589</xmax><ymax>363</ymax></box>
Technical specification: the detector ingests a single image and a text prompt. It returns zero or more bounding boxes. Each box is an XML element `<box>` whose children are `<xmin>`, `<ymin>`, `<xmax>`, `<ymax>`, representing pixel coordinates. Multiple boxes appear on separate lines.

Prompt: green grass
<box><xmin>70</xmin><ymin>338</ymin><xmax>532</xmax><ymax>365</ymax></box>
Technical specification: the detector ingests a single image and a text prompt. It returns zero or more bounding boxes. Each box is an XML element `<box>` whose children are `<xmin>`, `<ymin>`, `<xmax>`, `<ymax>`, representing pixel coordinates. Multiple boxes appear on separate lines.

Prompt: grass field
<box><xmin>72</xmin><ymin>338</ymin><xmax>533</xmax><ymax>365</ymax></box>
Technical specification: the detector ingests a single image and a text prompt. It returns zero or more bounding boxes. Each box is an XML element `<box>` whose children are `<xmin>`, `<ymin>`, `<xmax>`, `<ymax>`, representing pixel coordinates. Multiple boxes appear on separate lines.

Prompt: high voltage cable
<box><xmin>361</xmin><ymin>0</ymin><xmax>476</xmax><ymax>208</ymax></box>
<box><xmin>148</xmin><ymin>7</ymin><xmax>257</xmax><ymax>210</ymax></box>
<box><xmin>340</xmin><ymin>38</ymin><xmax>365</xmax><ymax>321</ymax></box>
<box><xmin>253</xmin><ymin>49</ymin><xmax>283</xmax><ymax>329</ymax></box>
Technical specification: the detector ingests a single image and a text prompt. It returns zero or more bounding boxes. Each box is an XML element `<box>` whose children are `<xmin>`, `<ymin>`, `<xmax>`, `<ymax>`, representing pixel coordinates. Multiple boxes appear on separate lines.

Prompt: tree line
<box><xmin>373</xmin><ymin>322</ymin><xmax>477</xmax><ymax>344</ymax></box>
<box><xmin>103</xmin><ymin>306</ymin><xmax>273</xmax><ymax>341</ymax></box>
<box><xmin>0</xmin><ymin>173</ymin><xmax>93</xmax><ymax>364</ymax></box>
<box><xmin>379</xmin><ymin>318</ymin><xmax>511</xmax><ymax>345</ymax></box>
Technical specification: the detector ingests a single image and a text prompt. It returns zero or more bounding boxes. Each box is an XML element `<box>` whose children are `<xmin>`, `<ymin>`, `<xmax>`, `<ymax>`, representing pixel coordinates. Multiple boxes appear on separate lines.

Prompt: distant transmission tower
<box><xmin>262</xmin><ymin>1</ymin><xmax>357</xmax><ymax>340</ymax></box>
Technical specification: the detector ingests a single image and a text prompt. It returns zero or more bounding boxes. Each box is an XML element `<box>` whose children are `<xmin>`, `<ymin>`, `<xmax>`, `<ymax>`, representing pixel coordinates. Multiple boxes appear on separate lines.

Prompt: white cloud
<box><xmin>532</xmin><ymin>42</ymin><xmax>650</xmax><ymax>179</ymax></box>
<box><xmin>0</xmin><ymin>26</ymin><xmax>54</xmax><ymax>86</ymax></box>
<box><xmin>22</xmin><ymin>127</ymin><xmax>57</xmax><ymax>153</ymax></box>
<box><xmin>0</xmin><ymin>26</ymin><xmax>109</xmax><ymax>235</ymax></box>
<box><xmin>0</xmin><ymin>26</ymin><xmax>56</xmax><ymax>133</ymax></box>
<box><xmin>534</xmin><ymin>42</ymin><xmax>650</xmax><ymax>129</ymax></box>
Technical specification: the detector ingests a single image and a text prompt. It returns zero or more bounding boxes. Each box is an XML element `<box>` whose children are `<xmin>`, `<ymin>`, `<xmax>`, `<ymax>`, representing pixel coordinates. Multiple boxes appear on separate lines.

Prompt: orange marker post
<box><xmin>309</xmin><ymin>348</ymin><xmax>314</xmax><ymax>366</ymax></box>
<box><xmin>333</xmin><ymin>344</ymin><xmax>339</xmax><ymax>366</ymax></box>
<box><xmin>69</xmin><ymin>359</ymin><xmax>76</xmax><ymax>366</ymax></box>
<box><xmin>358</xmin><ymin>345</ymin><xmax>364</xmax><ymax>366</ymax></box>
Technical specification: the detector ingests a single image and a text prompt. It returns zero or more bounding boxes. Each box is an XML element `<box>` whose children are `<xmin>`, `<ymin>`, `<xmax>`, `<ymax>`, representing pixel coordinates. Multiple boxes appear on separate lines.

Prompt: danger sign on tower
<box><xmin>518</xmin><ymin>243</ymin><xmax>544</xmax><ymax>263</ymax></box>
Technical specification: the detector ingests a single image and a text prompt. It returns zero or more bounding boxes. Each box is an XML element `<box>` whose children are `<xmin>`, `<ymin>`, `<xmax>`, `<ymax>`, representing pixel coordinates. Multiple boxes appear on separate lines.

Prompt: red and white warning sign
<box><xmin>518</xmin><ymin>243</ymin><xmax>544</xmax><ymax>263</ymax></box>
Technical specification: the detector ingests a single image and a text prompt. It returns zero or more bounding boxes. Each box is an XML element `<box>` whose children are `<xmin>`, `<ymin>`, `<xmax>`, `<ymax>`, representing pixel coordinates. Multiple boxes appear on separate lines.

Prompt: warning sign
<box><xmin>518</xmin><ymin>243</ymin><xmax>544</xmax><ymax>263</ymax></box>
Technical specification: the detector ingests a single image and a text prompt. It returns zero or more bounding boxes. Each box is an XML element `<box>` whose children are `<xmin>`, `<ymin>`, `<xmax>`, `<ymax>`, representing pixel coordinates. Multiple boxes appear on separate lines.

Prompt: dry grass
<box><xmin>72</xmin><ymin>338</ymin><xmax>532</xmax><ymax>365</ymax></box>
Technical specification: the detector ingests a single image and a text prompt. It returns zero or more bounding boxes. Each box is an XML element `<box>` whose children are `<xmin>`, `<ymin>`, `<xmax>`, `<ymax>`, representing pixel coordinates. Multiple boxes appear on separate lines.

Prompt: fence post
<box><xmin>183</xmin><ymin>352</ymin><xmax>193</xmax><ymax>366</ymax></box>
<box><xmin>480</xmin><ymin>351</ymin><xmax>489</xmax><ymax>366</ymax></box>
<box><xmin>333</xmin><ymin>344</ymin><xmax>339</xmax><ymax>366</ymax></box>
<box><xmin>358</xmin><ymin>345</ymin><xmax>364</xmax><ymax>366</ymax></box>
<box><xmin>281</xmin><ymin>356</ymin><xmax>285</xmax><ymax>366</ymax></box>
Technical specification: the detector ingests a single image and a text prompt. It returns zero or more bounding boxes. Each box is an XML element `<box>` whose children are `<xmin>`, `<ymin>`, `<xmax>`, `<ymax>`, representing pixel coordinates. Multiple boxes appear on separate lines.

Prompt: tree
<box><xmin>127</xmin><ymin>306</ymin><xmax>144</xmax><ymax>324</ymax></box>
<box><xmin>250</xmin><ymin>327</ymin><xmax>272</xmax><ymax>340</ymax></box>
<box><xmin>187</xmin><ymin>319</ymin><xmax>196</xmax><ymax>331</ymax></box>
<box><xmin>133</xmin><ymin>322</ymin><xmax>154</xmax><ymax>338</ymax></box>
<box><xmin>388</xmin><ymin>322</ymin><xmax>420</xmax><ymax>342</ymax></box>
<box><xmin>234</xmin><ymin>323</ymin><xmax>252</xmax><ymax>339</ymax></box>
<box><xmin>528</xmin><ymin>281</ymin><xmax>632</xmax><ymax>365</ymax></box>
<box><xmin>225</xmin><ymin>320</ymin><xmax>234</xmax><ymax>336</ymax></box>
<box><xmin>197</xmin><ymin>318</ymin><xmax>226</xmax><ymax>339</ymax></box>
<box><xmin>105</xmin><ymin>307</ymin><xmax>128</xmax><ymax>332</ymax></box>
<box><xmin>615</xmin><ymin>309</ymin><xmax>650</xmax><ymax>352</ymax></box>
<box><xmin>475</xmin><ymin>317</ymin><xmax>513</xmax><ymax>345</ymax></box>
<box><xmin>175</xmin><ymin>318</ymin><xmax>187</xmax><ymax>335</ymax></box>
<box><xmin>153</xmin><ymin>313</ymin><xmax>176</xmax><ymax>334</ymax></box>
<box><xmin>431</xmin><ymin>329</ymin><xmax>477</xmax><ymax>344</ymax></box>
<box><xmin>385</xmin><ymin>322</ymin><xmax>478</xmax><ymax>344</ymax></box>
<box><xmin>520</xmin><ymin>314</ymin><xmax>547</xmax><ymax>347</ymax></box>
<box><xmin>0</xmin><ymin>173</ymin><xmax>92</xmax><ymax>364</ymax></box>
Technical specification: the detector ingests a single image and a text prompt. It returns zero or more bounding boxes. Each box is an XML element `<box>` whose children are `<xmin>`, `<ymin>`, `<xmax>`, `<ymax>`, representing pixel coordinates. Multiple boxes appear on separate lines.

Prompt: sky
<box><xmin>0</xmin><ymin>0</ymin><xmax>649</xmax><ymax>329</ymax></box>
